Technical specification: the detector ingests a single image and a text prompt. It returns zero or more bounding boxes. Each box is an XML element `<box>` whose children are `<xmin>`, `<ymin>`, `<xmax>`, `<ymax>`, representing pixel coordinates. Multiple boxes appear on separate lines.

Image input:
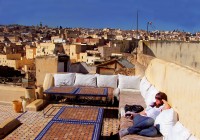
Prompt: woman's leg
<box><xmin>127</xmin><ymin>114</ymin><xmax>154</xmax><ymax>134</ymax></box>
<box><xmin>138</xmin><ymin>126</ymin><xmax>158</xmax><ymax>137</ymax></box>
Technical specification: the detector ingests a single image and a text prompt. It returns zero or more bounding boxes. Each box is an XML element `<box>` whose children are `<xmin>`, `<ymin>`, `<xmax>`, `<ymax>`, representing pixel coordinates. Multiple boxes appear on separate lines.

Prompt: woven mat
<box><xmin>75</xmin><ymin>87</ymin><xmax>108</xmax><ymax>96</ymax></box>
<box><xmin>53</xmin><ymin>106</ymin><xmax>104</xmax><ymax>123</ymax></box>
<box><xmin>44</xmin><ymin>86</ymin><xmax>78</xmax><ymax>94</ymax></box>
<box><xmin>35</xmin><ymin>121</ymin><xmax>101</xmax><ymax>140</ymax></box>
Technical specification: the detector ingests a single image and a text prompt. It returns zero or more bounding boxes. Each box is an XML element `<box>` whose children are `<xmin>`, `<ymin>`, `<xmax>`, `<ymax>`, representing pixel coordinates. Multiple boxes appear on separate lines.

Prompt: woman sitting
<box><xmin>119</xmin><ymin>92</ymin><xmax>171</xmax><ymax>138</ymax></box>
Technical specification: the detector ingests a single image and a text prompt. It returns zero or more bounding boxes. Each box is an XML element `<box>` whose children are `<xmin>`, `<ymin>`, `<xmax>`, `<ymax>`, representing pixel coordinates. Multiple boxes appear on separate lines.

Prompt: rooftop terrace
<box><xmin>0</xmin><ymin>104</ymin><xmax>119</xmax><ymax>140</ymax></box>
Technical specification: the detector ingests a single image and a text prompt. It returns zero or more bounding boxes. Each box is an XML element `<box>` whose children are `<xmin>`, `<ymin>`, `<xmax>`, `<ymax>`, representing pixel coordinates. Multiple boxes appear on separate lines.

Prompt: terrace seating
<box><xmin>119</xmin><ymin>58</ymin><xmax>199</xmax><ymax>140</ymax></box>
<box><xmin>40</xmin><ymin>73</ymin><xmax>124</xmax><ymax>105</ymax></box>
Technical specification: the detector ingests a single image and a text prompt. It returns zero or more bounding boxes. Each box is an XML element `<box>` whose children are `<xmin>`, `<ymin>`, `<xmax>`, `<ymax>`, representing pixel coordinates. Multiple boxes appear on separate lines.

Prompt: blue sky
<box><xmin>0</xmin><ymin>0</ymin><xmax>200</xmax><ymax>32</ymax></box>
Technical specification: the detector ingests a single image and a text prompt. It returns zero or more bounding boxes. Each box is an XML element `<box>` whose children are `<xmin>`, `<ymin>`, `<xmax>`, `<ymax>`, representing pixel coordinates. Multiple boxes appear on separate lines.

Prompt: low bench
<box><xmin>26</xmin><ymin>99</ymin><xmax>45</xmax><ymax>111</ymax></box>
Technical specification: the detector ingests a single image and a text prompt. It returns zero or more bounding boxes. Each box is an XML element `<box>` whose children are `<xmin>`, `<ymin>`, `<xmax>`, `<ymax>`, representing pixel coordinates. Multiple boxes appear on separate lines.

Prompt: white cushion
<box><xmin>74</xmin><ymin>73</ymin><xmax>97</xmax><ymax>87</ymax></box>
<box><xmin>96</xmin><ymin>74</ymin><xmax>118</xmax><ymax>88</ymax></box>
<box><xmin>165</xmin><ymin>121</ymin><xmax>191</xmax><ymax>140</ymax></box>
<box><xmin>118</xmin><ymin>74</ymin><xmax>141</xmax><ymax>89</ymax></box>
<box><xmin>54</xmin><ymin>73</ymin><xmax>76</xmax><ymax>87</ymax></box>
<box><xmin>139</xmin><ymin>76</ymin><xmax>151</xmax><ymax>98</ymax></box>
<box><xmin>154</xmin><ymin>108</ymin><xmax>178</xmax><ymax>137</ymax></box>
<box><xmin>145</xmin><ymin>85</ymin><xmax>159</xmax><ymax>106</ymax></box>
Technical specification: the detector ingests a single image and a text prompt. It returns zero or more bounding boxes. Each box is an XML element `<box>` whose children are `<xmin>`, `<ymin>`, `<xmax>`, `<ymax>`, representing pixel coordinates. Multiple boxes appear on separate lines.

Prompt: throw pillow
<box><xmin>164</xmin><ymin>121</ymin><xmax>191</xmax><ymax>140</ymax></box>
<box><xmin>118</xmin><ymin>74</ymin><xmax>141</xmax><ymax>89</ymax></box>
<box><xmin>74</xmin><ymin>73</ymin><xmax>97</xmax><ymax>87</ymax></box>
<box><xmin>54</xmin><ymin>73</ymin><xmax>76</xmax><ymax>87</ymax></box>
<box><xmin>43</xmin><ymin>73</ymin><xmax>54</xmax><ymax>90</ymax></box>
<box><xmin>139</xmin><ymin>76</ymin><xmax>151</xmax><ymax>98</ymax></box>
<box><xmin>154</xmin><ymin>108</ymin><xmax>178</xmax><ymax>137</ymax></box>
<box><xmin>145</xmin><ymin>85</ymin><xmax>159</xmax><ymax>106</ymax></box>
<box><xmin>97</xmin><ymin>74</ymin><xmax>118</xmax><ymax>88</ymax></box>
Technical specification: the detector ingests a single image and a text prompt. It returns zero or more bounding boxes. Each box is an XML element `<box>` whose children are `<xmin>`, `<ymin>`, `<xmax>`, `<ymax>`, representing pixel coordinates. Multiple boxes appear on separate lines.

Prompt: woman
<box><xmin>119</xmin><ymin>92</ymin><xmax>170</xmax><ymax>138</ymax></box>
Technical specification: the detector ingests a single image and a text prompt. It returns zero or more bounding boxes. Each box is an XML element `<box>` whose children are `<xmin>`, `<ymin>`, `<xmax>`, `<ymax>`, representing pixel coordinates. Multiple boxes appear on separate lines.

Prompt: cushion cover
<box><xmin>96</xmin><ymin>74</ymin><xmax>118</xmax><ymax>88</ymax></box>
<box><xmin>164</xmin><ymin>121</ymin><xmax>191</xmax><ymax>140</ymax></box>
<box><xmin>145</xmin><ymin>85</ymin><xmax>159</xmax><ymax>106</ymax></box>
<box><xmin>54</xmin><ymin>73</ymin><xmax>76</xmax><ymax>87</ymax></box>
<box><xmin>74</xmin><ymin>73</ymin><xmax>97</xmax><ymax>87</ymax></box>
<box><xmin>43</xmin><ymin>73</ymin><xmax>54</xmax><ymax>91</ymax></box>
<box><xmin>118</xmin><ymin>74</ymin><xmax>140</xmax><ymax>89</ymax></box>
<box><xmin>154</xmin><ymin>108</ymin><xmax>178</xmax><ymax>137</ymax></box>
<box><xmin>139</xmin><ymin>76</ymin><xmax>151</xmax><ymax>98</ymax></box>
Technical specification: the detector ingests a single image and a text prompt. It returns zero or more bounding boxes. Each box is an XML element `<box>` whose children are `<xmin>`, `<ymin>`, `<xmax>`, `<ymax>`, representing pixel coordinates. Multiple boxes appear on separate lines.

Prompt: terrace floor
<box><xmin>0</xmin><ymin>104</ymin><xmax>119</xmax><ymax>140</ymax></box>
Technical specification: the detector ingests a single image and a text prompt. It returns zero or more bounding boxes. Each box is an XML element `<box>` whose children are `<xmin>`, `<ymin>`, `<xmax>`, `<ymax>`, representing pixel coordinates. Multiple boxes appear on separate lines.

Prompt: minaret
<box><xmin>40</xmin><ymin>22</ymin><xmax>42</xmax><ymax>28</ymax></box>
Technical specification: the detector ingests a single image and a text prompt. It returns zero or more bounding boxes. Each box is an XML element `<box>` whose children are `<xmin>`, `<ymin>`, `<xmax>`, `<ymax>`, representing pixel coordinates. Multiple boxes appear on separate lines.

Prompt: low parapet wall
<box><xmin>145</xmin><ymin>58</ymin><xmax>200</xmax><ymax>139</ymax></box>
<box><xmin>0</xmin><ymin>85</ymin><xmax>25</xmax><ymax>104</ymax></box>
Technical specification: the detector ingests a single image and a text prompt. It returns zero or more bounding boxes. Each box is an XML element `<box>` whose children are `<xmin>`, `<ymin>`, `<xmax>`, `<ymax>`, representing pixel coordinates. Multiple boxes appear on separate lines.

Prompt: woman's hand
<box><xmin>125</xmin><ymin>111</ymin><xmax>135</xmax><ymax>119</ymax></box>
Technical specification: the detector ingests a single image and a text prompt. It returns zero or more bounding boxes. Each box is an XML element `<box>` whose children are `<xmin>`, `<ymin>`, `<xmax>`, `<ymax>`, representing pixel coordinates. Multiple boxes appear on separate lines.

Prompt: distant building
<box><xmin>36</xmin><ymin>42</ymin><xmax>56</xmax><ymax>56</ymax></box>
<box><xmin>96</xmin><ymin>58</ymin><xmax>135</xmax><ymax>75</ymax></box>
<box><xmin>0</xmin><ymin>54</ymin><xmax>34</xmax><ymax>70</ymax></box>
<box><xmin>69</xmin><ymin>44</ymin><xmax>87</xmax><ymax>63</ymax></box>
<box><xmin>26</xmin><ymin>45</ymin><xmax>36</xmax><ymax>59</ymax></box>
<box><xmin>79</xmin><ymin>50</ymin><xmax>101</xmax><ymax>65</ymax></box>
<box><xmin>69</xmin><ymin>62</ymin><xmax>96</xmax><ymax>74</ymax></box>
<box><xmin>98</xmin><ymin>45</ymin><xmax>121</xmax><ymax>59</ymax></box>
<box><xmin>36</xmin><ymin>42</ymin><xmax>64</xmax><ymax>56</ymax></box>
<box><xmin>6</xmin><ymin>35</ymin><xmax>19</xmax><ymax>43</ymax></box>
<box><xmin>35</xmin><ymin>55</ymin><xmax>69</xmax><ymax>86</ymax></box>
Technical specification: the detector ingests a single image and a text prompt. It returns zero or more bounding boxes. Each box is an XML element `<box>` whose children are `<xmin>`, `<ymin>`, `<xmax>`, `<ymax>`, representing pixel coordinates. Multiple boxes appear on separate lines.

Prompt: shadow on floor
<box><xmin>100</xmin><ymin>132</ymin><xmax>119</xmax><ymax>140</ymax></box>
<box><xmin>103</xmin><ymin>108</ymin><xmax>118</xmax><ymax>119</ymax></box>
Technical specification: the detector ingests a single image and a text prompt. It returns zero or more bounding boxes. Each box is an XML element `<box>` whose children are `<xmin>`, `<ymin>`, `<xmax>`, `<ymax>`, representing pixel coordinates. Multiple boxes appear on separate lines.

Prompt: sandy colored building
<box><xmin>36</xmin><ymin>42</ymin><xmax>65</xmax><ymax>56</ymax></box>
<box><xmin>86</xmin><ymin>56</ymin><xmax>101</xmax><ymax>65</ymax></box>
<box><xmin>63</xmin><ymin>44</ymin><xmax>70</xmax><ymax>56</ymax></box>
<box><xmin>35</xmin><ymin>55</ymin><xmax>69</xmax><ymax>86</ymax></box>
<box><xmin>0</xmin><ymin>36</ymin><xmax>4</xmax><ymax>42</ymax></box>
<box><xmin>26</xmin><ymin>45</ymin><xmax>36</xmax><ymax>59</ymax></box>
<box><xmin>0</xmin><ymin>54</ymin><xmax>34</xmax><ymax>70</ymax></box>
<box><xmin>96</xmin><ymin>58</ymin><xmax>135</xmax><ymax>75</ymax></box>
<box><xmin>36</xmin><ymin>42</ymin><xmax>56</xmax><ymax>56</ymax></box>
<box><xmin>79</xmin><ymin>53</ymin><xmax>87</xmax><ymax>62</ymax></box>
<box><xmin>98</xmin><ymin>45</ymin><xmax>121</xmax><ymax>58</ymax></box>
<box><xmin>51</xmin><ymin>36</ymin><xmax>65</xmax><ymax>43</ymax></box>
<box><xmin>65</xmin><ymin>30</ymin><xmax>80</xmax><ymax>38</ymax></box>
<box><xmin>69</xmin><ymin>44</ymin><xmax>87</xmax><ymax>62</ymax></box>
<box><xmin>79</xmin><ymin>50</ymin><xmax>101</xmax><ymax>64</ymax></box>
<box><xmin>7</xmin><ymin>36</ymin><xmax>19</xmax><ymax>42</ymax></box>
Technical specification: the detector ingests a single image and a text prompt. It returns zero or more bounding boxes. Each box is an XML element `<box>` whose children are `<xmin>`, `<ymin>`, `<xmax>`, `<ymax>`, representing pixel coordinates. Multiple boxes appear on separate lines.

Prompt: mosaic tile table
<box><xmin>44</xmin><ymin>86</ymin><xmax>79</xmax><ymax>95</ymax></box>
<box><xmin>43</xmin><ymin>86</ymin><xmax>108</xmax><ymax>117</ymax></box>
<box><xmin>36</xmin><ymin>106</ymin><xmax>104</xmax><ymax>140</ymax></box>
<box><xmin>75</xmin><ymin>87</ymin><xmax>108</xmax><ymax>97</ymax></box>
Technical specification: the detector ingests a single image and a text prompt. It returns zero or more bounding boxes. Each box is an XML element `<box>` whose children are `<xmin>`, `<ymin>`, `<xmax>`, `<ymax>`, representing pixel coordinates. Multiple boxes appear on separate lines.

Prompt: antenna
<box><xmin>136</xmin><ymin>10</ymin><xmax>139</xmax><ymax>39</ymax></box>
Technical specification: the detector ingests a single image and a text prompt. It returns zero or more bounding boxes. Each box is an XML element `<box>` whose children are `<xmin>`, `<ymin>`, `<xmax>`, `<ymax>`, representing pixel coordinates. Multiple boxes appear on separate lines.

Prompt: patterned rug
<box><xmin>0</xmin><ymin>105</ymin><xmax>26</xmax><ymax>124</ymax></box>
<box><xmin>35</xmin><ymin>120</ymin><xmax>101</xmax><ymax>140</ymax></box>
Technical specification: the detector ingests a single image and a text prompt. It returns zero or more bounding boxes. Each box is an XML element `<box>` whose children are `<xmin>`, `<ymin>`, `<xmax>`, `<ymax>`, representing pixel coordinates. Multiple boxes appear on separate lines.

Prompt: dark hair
<box><xmin>155</xmin><ymin>92</ymin><xmax>167</xmax><ymax>101</ymax></box>
<box><xmin>151</xmin><ymin>92</ymin><xmax>167</xmax><ymax>107</ymax></box>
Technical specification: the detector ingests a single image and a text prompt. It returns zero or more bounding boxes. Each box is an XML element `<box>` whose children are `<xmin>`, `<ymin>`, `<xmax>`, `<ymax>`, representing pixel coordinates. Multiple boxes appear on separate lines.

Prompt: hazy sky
<box><xmin>0</xmin><ymin>0</ymin><xmax>200</xmax><ymax>32</ymax></box>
